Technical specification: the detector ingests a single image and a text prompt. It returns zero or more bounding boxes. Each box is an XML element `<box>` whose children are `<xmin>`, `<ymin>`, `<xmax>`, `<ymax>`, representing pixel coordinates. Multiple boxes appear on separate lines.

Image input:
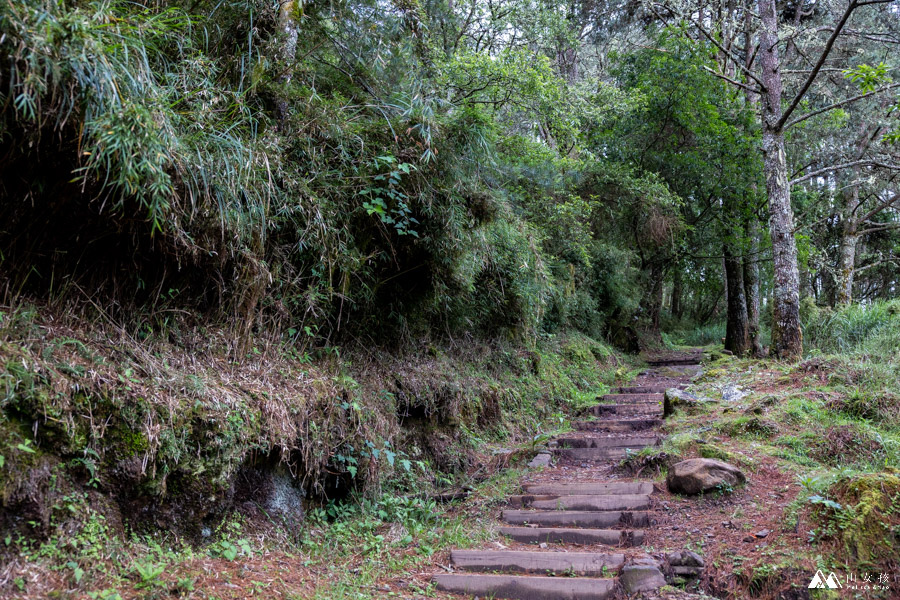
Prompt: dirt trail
<box><xmin>432</xmin><ymin>350</ymin><xmax>704</xmax><ymax>599</ymax></box>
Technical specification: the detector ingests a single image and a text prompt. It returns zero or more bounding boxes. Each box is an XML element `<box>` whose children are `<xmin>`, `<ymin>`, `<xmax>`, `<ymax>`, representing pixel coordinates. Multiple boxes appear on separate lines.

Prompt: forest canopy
<box><xmin>1</xmin><ymin>0</ymin><xmax>899</xmax><ymax>353</ymax></box>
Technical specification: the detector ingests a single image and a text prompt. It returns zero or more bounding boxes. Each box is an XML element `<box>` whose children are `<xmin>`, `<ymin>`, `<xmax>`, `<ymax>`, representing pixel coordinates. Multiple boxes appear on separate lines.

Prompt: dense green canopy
<box><xmin>1</xmin><ymin>0</ymin><xmax>898</xmax><ymax>351</ymax></box>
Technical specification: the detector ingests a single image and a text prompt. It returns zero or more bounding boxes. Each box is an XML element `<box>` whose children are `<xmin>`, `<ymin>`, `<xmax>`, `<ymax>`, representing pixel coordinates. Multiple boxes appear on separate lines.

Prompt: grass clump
<box><xmin>717</xmin><ymin>415</ymin><xmax>779</xmax><ymax>439</ymax></box>
<box><xmin>804</xmin><ymin>300</ymin><xmax>900</xmax><ymax>356</ymax></box>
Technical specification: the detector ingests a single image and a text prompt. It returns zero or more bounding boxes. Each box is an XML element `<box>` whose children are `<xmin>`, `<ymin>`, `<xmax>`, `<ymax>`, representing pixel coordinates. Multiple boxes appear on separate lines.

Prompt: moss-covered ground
<box><xmin>633</xmin><ymin>346</ymin><xmax>900</xmax><ymax>599</ymax></box>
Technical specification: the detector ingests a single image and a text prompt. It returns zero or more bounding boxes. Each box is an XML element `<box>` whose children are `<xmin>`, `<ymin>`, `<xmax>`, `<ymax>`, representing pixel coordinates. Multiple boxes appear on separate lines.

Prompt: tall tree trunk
<box><xmin>836</xmin><ymin>202</ymin><xmax>859</xmax><ymax>305</ymax></box>
<box><xmin>757</xmin><ymin>0</ymin><xmax>803</xmax><ymax>359</ymax></box>
<box><xmin>743</xmin><ymin>218</ymin><xmax>764</xmax><ymax>356</ymax></box>
<box><xmin>741</xmin><ymin>2</ymin><xmax>764</xmax><ymax>358</ymax></box>
<box><xmin>275</xmin><ymin>1</ymin><xmax>300</xmax><ymax>129</ymax></box>
<box><xmin>642</xmin><ymin>262</ymin><xmax>665</xmax><ymax>334</ymax></box>
<box><xmin>724</xmin><ymin>242</ymin><xmax>750</xmax><ymax>355</ymax></box>
<box><xmin>671</xmin><ymin>268</ymin><xmax>683</xmax><ymax>319</ymax></box>
<box><xmin>836</xmin><ymin>123</ymin><xmax>871</xmax><ymax>305</ymax></box>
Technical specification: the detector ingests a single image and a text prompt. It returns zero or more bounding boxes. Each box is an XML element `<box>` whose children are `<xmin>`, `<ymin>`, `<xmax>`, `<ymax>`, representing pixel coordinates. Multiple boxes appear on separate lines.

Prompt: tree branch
<box><xmin>856</xmin><ymin>256</ymin><xmax>900</xmax><ymax>272</ymax></box>
<box><xmin>776</xmin><ymin>0</ymin><xmax>860</xmax><ymax>131</ymax></box>
<box><xmin>655</xmin><ymin>3</ymin><xmax>768</xmax><ymax>91</ymax></box>
<box><xmin>785</xmin><ymin>82</ymin><xmax>900</xmax><ymax>129</ymax></box>
<box><xmin>702</xmin><ymin>66</ymin><xmax>762</xmax><ymax>94</ymax></box>
<box><xmin>859</xmin><ymin>222</ymin><xmax>900</xmax><ymax>235</ymax></box>
<box><xmin>859</xmin><ymin>191</ymin><xmax>899</xmax><ymax>223</ymax></box>
<box><xmin>790</xmin><ymin>160</ymin><xmax>900</xmax><ymax>186</ymax></box>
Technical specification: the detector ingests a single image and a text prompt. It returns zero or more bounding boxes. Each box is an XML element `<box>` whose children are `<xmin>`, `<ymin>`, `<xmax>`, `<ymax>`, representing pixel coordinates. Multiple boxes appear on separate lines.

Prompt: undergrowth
<box><xmin>0</xmin><ymin>301</ymin><xmax>630</xmax><ymax>598</ymax></box>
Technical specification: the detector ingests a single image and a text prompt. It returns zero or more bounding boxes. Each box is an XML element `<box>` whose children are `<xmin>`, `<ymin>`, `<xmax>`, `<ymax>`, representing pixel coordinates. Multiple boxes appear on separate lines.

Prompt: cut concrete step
<box><xmin>574</xmin><ymin>418</ymin><xmax>662</xmax><ymax>432</ymax></box>
<box><xmin>598</xmin><ymin>393</ymin><xmax>664</xmax><ymax>404</ymax></box>
<box><xmin>590</xmin><ymin>404</ymin><xmax>662</xmax><ymax>417</ymax></box>
<box><xmin>500</xmin><ymin>526</ymin><xmax>645</xmax><ymax>547</ymax></box>
<box><xmin>502</xmin><ymin>509</ymin><xmax>653</xmax><ymax>528</ymax></box>
<box><xmin>556</xmin><ymin>436</ymin><xmax>659</xmax><ymax>449</ymax></box>
<box><xmin>523</xmin><ymin>482</ymin><xmax>653</xmax><ymax>495</ymax></box>
<box><xmin>433</xmin><ymin>573</ymin><xmax>615</xmax><ymax>600</ymax></box>
<box><xmin>450</xmin><ymin>549</ymin><xmax>624</xmax><ymax>575</ymax></box>
<box><xmin>507</xmin><ymin>493</ymin><xmax>650</xmax><ymax>511</ymax></box>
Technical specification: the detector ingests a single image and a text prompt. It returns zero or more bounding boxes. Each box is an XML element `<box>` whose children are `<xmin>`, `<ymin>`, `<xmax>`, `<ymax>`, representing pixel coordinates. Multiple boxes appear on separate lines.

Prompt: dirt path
<box><xmin>431</xmin><ymin>350</ymin><xmax>705</xmax><ymax>599</ymax></box>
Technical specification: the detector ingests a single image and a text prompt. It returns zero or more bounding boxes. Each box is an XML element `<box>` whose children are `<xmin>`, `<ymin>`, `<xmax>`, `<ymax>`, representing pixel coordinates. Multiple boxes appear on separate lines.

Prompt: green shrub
<box><xmin>804</xmin><ymin>301</ymin><xmax>900</xmax><ymax>356</ymax></box>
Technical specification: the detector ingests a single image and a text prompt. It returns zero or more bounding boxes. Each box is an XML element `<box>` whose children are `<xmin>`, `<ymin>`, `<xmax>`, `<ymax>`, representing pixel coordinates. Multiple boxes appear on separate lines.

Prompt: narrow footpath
<box><xmin>433</xmin><ymin>350</ymin><xmax>705</xmax><ymax>599</ymax></box>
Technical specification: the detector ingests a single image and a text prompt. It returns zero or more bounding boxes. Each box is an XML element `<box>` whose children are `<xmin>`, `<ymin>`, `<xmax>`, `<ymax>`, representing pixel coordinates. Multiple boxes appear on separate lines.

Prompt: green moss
<box><xmin>718</xmin><ymin>415</ymin><xmax>779</xmax><ymax>438</ymax></box>
<box><xmin>696</xmin><ymin>368</ymin><xmax>726</xmax><ymax>382</ymax></box>
<box><xmin>112</xmin><ymin>427</ymin><xmax>151</xmax><ymax>457</ymax></box>
<box><xmin>825</xmin><ymin>471</ymin><xmax>900</xmax><ymax>570</ymax></box>
<box><xmin>699</xmin><ymin>444</ymin><xmax>738</xmax><ymax>463</ymax></box>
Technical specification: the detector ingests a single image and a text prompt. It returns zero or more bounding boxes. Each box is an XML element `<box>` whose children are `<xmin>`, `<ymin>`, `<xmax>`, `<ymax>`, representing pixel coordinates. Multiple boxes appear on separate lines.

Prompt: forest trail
<box><xmin>432</xmin><ymin>350</ymin><xmax>704</xmax><ymax>599</ymax></box>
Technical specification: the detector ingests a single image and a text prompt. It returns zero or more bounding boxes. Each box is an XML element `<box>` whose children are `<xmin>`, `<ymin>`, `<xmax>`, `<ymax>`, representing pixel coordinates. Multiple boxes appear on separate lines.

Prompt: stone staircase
<box><xmin>433</xmin><ymin>350</ymin><xmax>702</xmax><ymax>599</ymax></box>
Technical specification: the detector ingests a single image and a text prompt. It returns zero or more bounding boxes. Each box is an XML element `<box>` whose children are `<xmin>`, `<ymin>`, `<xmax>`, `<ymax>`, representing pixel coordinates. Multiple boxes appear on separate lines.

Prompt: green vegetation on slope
<box><xmin>637</xmin><ymin>301</ymin><xmax>900</xmax><ymax>598</ymax></box>
<box><xmin>0</xmin><ymin>301</ymin><xmax>632</xmax><ymax>598</ymax></box>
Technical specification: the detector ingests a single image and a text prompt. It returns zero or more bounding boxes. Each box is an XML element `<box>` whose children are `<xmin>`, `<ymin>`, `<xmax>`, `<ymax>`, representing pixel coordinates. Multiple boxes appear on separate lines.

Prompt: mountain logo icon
<box><xmin>809</xmin><ymin>570</ymin><xmax>842</xmax><ymax>589</ymax></box>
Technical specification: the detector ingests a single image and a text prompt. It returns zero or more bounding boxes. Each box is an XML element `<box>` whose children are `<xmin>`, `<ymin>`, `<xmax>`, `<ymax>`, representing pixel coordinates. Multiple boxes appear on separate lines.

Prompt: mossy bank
<box><xmin>0</xmin><ymin>302</ymin><xmax>632</xmax><ymax>597</ymax></box>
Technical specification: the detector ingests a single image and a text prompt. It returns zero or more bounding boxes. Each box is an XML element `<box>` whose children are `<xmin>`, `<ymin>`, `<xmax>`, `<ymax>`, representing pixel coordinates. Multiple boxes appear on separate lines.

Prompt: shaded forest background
<box><xmin>2</xmin><ymin>0</ymin><xmax>899</xmax><ymax>351</ymax></box>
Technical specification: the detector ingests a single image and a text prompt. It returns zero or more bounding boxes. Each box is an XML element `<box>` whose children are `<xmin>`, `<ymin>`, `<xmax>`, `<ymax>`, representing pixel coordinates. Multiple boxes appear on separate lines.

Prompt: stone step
<box><xmin>590</xmin><ymin>404</ymin><xmax>662</xmax><ymax>417</ymax></box>
<box><xmin>555</xmin><ymin>447</ymin><xmax>651</xmax><ymax>462</ymax></box>
<box><xmin>598</xmin><ymin>393</ymin><xmax>664</xmax><ymax>404</ymax></box>
<box><xmin>507</xmin><ymin>494</ymin><xmax>650</xmax><ymax>511</ymax></box>
<box><xmin>612</xmin><ymin>385</ymin><xmax>684</xmax><ymax>394</ymax></box>
<box><xmin>500</xmin><ymin>526</ymin><xmax>645</xmax><ymax>547</ymax></box>
<box><xmin>433</xmin><ymin>573</ymin><xmax>615</xmax><ymax>600</ymax></box>
<box><xmin>556</xmin><ymin>436</ymin><xmax>660</xmax><ymax>449</ymax></box>
<box><xmin>502</xmin><ymin>509</ymin><xmax>653</xmax><ymax>528</ymax></box>
<box><xmin>450</xmin><ymin>549</ymin><xmax>624</xmax><ymax>575</ymax></box>
<box><xmin>555</xmin><ymin>447</ymin><xmax>628</xmax><ymax>461</ymax></box>
<box><xmin>523</xmin><ymin>482</ymin><xmax>653</xmax><ymax>495</ymax></box>
<box><xmin>646</xmin><ymin>357</ymin><xmax>701</xmax><ymax>366</ymax></box>
<box><xmin>573</xmin><ymin>418</ymin><xmax>662</xmax><ymax>432</ymax></box>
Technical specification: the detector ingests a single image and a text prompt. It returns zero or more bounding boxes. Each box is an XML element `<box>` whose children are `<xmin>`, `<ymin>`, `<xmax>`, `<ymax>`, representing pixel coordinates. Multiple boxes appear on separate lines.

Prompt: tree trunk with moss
<box><xmin>671</xmin><ymin>268</ymin><xmax>683</xmax><ymax>319</ymax></box>
<box><xmin>743</xmin><ymin>218</ymin><xmax>764</xmax><ymax>356</ymax></box>
<box><xmin>275</xmin><ymin>1</ymin><xmax>300</xmax><ymax>128</ymax></box>
<box><xmin>758</xmin><ymin>0</ymin><xmax>802</xmax><ymax>359</ymax></box>
<box><xmin>724</xmin><ymin>241</ymin><xmax>750</xmax><ymax>355</ymax></box>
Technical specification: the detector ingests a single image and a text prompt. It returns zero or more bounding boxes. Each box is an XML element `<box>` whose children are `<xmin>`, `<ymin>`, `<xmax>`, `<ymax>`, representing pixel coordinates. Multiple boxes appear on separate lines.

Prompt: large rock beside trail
<box><xmin>666</xmin><ymin>458</ymin><xmax>745</xmax><ymax>495</ymax></box>
<box><xmin>664</xmin><ymin>388</ymin><xmax>697</xmax><ymax>417</ymax></box>
<box><xmin>527</xmin><ymin>451</ymin><xmax>552</xmax><ymax>468</ymax></box>
<box><xmin>620</xmin><ymin>559</ymin><xmax>666</xmax><ymax>594</ymax></box>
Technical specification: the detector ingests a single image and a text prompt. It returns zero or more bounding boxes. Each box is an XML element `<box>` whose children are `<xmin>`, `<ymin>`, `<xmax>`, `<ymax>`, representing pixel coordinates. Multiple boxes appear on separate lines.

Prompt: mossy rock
<box><xmin>696</xmin><ymin>368</ymin><xmax>727</xmax><ymax>382</ymax></box>
<box><xmin>824</xmin><ymin>470</ymin><xmax>900</xmax><ymax>570</ymax></box>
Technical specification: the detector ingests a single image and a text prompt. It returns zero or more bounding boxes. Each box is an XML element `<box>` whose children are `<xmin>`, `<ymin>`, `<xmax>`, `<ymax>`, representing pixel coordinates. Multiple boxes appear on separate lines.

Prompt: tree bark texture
<box><xmin>724</xmin><ymin>242</ymin><xmax>750</xmax><ymax>356</ymax></box>
<box><xmin>642</xmin><ymin>262</ymin><xmax>665</xmax><ymax>333</ymax></box>
<box><xmin>757</xmin><ymin>0</ymin><xmax>803</xmax><ymax>359</ymax></box>
<box><xmin>275</xmin><ymin>1</ymin><xmax>300</xmax><ymax>129</ymax></box>
<box><xmin>671</xmin><ymin>268</ymin><xmax>683</xmax><ymax>320</ymax></box>
<box><xmin>835</xmin><ymin>175</ymin><xmax>861</xmax><ymax>304</ymax></box>
<box><xmin>743</xmin><ymin>218</ymin><xmax>764</xmax><ymax>356</ymax></box>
